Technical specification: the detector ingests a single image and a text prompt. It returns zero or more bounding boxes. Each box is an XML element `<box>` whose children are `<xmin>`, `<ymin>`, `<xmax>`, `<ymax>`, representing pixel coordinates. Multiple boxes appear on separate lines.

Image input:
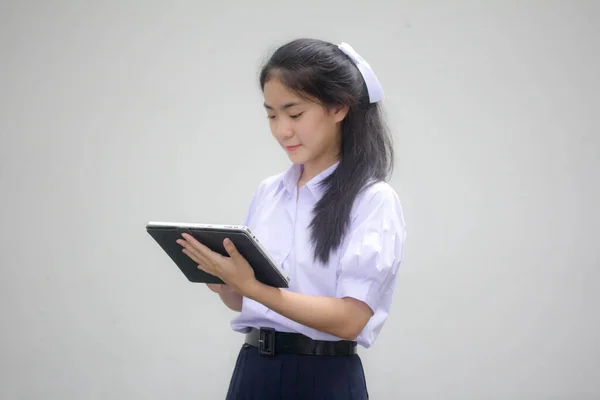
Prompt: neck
<box><xmin>298</xmin><ymin>156</ymin><xmax>339</xmax><ymax>187</ymax></box>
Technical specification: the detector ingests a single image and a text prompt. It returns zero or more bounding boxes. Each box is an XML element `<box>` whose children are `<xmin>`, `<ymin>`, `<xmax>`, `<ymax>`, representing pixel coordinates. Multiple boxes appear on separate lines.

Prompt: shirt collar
<box><xmin>281</xmin><ymin>164</ymin><xmax>303</xmax><ymax>195</ymax></box>
<box><xmin>279</xmin><ymin>161</ymin><xmax>340</xmax><ymax>199</ymax></box>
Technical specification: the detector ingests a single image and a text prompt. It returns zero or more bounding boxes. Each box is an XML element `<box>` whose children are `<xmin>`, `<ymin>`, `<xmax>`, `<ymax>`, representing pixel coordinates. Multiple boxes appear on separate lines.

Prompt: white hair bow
<box><xmin>338</xmin><ymin>42</ymin><xmax>384</xmax><ymax>103</ymax></box>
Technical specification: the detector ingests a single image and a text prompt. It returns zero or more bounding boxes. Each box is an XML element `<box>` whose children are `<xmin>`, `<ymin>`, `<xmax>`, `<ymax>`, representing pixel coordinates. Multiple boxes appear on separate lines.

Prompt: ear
<box><xmin>329</xmin><ymin>104</ymin><xmax>349</xmax><ymax>124</ymax></box>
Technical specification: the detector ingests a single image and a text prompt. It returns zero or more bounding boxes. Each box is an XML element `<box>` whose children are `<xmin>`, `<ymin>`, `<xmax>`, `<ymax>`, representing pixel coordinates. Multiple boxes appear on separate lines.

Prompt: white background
<box><xmin>1</xmin><ymin>1</ymin><xmax>599</xmax><ymax>399</ymax></box>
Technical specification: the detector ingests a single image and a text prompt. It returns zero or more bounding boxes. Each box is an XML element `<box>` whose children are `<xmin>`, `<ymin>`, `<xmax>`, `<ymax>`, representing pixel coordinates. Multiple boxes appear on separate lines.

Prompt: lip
<box><xmin>285</xmin><ymin>145</ymin><xmax>301</xmax><ymax>152</ymax></box>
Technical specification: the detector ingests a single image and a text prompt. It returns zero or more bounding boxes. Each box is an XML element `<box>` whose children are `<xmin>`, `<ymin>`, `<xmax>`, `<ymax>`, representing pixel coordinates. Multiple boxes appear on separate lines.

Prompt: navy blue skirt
<box><xmin>226</xmin><ymin>343</ymin><xmax>369</xmax><ymax>399</ymax></box>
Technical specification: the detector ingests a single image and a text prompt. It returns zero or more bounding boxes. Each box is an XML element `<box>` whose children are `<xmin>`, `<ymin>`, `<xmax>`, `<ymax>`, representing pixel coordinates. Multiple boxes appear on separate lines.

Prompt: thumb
<box><xmin>223</xmin><ymin>238</ymin><xmax>242</xmax><ymax>261</ymax></box>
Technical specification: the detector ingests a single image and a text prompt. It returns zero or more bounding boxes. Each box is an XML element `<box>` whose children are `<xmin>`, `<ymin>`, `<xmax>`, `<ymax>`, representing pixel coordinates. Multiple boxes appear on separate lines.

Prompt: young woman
<box><xmin>177</xmin><ymin>38</ymin><xmax>406</xmax><ymax>399</ymax></box>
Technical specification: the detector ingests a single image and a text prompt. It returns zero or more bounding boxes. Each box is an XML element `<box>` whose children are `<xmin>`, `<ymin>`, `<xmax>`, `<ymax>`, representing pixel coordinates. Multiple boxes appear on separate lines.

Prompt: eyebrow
<box><xmin>263</xmin><ymin>102</ymin><xmax>302</xmax><ymax>110</ymax></box>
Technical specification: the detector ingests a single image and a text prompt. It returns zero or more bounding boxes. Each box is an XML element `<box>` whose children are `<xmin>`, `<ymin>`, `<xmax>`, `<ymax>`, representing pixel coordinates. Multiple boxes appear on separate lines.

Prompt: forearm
<box><xmin>245</xmin><ymin>282</ymin><xmax>369</xmax><ymax>340</ymax></box>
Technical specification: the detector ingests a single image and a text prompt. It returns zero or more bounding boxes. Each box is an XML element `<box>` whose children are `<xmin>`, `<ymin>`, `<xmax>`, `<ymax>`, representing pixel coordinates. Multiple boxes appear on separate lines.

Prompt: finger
<box><xmin>196</xmin><ymin>261</ymin><xmax>213</xmax><ymax>275</ymax></box>
<box><xmin>190</xmin><ymin>255</ymin><xmax>217</xmax><ymax>277</ymax></box>
<box><xmin>177</xmin><ymin>239</ymin><xmax>208</xmax><ymax>264</ymax></box>
<box><xmin>181</xmin><ymin>234</ymin><xmax>219</xmax><ymax>262</ymax></box>
<box><xmin>181</xmin><ymin>248</ymin><xmax>202</xmax><ymax>265</ymax></box>
<box><xmin>179</xmin><ymin>242</ymin><xmax>212</xmax><ymax>271</ymax></box>
<box><xmin>177</xmin><ymin>239</ymin><xmax>204</xmax><ymax>262</ymax></box>
<box><xmin>223</xmin><ymin>238</ymin><xmax>243</xmax><ymax>262</ymax></box>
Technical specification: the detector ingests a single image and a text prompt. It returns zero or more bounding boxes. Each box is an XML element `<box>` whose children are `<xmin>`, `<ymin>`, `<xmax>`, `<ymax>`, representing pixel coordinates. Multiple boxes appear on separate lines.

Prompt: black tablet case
<box><xmin>146</xmin><ymin>224</ymin><xmax>289</xmax><ymax>288</ymax></box>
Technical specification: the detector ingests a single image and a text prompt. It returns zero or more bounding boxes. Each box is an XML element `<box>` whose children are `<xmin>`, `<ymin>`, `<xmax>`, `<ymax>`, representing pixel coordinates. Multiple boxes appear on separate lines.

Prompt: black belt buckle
<box><xmin>258</xmin><ymin>327</ymin><xmax>276</xmax><ymax>357</ymax></box>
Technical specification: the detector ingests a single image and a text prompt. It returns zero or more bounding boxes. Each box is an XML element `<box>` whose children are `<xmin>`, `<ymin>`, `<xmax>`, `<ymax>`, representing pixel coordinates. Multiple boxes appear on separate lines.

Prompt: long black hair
<box><xmin>259</xmin><ymin>38</ymin><xmax>394</xmax><ymax>264</ymax></box>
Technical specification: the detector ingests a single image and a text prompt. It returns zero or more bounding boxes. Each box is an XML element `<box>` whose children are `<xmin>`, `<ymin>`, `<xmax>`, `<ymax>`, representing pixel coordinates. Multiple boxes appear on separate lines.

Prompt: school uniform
<box><xmin>226</xmin><ymin>162</ymin><xmax>406</xmax><ymax>399</ymax></box>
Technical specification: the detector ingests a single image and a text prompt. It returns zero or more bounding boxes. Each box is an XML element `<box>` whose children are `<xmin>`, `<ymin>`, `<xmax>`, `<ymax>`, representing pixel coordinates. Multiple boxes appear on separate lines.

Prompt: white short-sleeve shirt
<box><xmin>230</xmin><ymin>162</ymin><xmax>407</xmax><ymax>348</ymax></box>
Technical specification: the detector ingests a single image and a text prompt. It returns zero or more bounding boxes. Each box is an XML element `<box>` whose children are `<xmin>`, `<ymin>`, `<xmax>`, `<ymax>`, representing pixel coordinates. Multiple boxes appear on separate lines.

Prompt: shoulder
<box><xmin>246</xmin><ymin>168</ymin><xmax>289</xmax><ymax>206</ymax></box>
<box><xmin>353</xmin><ymin>180</ymin><xmax>404</xmax><ymax>218</ymax></box>
<box><xmin>253</xmin><ymin>170</ymin><xmax>286</xmax><ymax>196</ymax></box>
<box><xmin>241</xmin><ymin>169</ymin><xmax>289</xmax><ymax>225</ymax></box>
<box><xmin>258</xmin><ymin>170</ymin><xmax>286</xmax><ymax>190</ymax></box>
<box><xmin>345</xmin><ymin>180</ymin><xmax>407</xmax><ymax>238</ymax></box>
<box><xmin>357</xmin><ymin>180</ymin><xmax>400</xmax><ymax>204</ymax></box>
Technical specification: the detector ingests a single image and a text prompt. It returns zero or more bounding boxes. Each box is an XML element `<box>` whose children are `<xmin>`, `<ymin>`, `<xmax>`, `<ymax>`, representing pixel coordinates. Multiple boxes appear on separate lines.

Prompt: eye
<box><xmin>290</xmin><ymin>112</ymin><xmax>303</xmax><ymax>119</ymax></box>
<box><xmin>266</xmin><ymin>115</ymin><xmax>276</xmax><ymax>120</ymax></box>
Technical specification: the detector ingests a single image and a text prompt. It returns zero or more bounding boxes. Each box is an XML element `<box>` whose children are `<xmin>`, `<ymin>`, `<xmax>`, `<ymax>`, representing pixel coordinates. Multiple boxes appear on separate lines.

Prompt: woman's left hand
<box><xmin>177</xmin><ymin>233</ymin><xmax>259</xmax><ymax>297</ymax></box>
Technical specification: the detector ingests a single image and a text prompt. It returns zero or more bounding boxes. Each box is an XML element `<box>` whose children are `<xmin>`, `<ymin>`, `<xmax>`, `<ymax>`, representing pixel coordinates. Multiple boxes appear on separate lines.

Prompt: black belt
<box><xmin>244</xmin><ymin>327</ymin><xmax>357</xmax><ymax>357</ymax></box>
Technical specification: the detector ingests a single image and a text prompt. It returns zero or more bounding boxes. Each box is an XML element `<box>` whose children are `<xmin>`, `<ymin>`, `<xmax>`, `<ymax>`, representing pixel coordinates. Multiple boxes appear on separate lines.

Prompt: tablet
<box><xmin>146</xmin><ymin>221</ymin><xmax>290</xmax><ymax>288</ymax></box>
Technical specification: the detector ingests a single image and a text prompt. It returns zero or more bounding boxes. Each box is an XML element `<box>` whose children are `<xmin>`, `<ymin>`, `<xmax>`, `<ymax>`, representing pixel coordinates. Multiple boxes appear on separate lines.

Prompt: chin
<box><xmin>286</xmin><ymin>151</ymin><xmax>309</xmax><ymax>165</ymax></box>
<box><xmin>287</xmin><ymin>157</ymin><xmax>305</xmax><ymax>165</ymax></box>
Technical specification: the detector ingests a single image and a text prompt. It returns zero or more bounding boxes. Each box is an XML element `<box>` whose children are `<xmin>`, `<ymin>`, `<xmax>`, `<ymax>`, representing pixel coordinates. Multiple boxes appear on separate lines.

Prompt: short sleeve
<box><xmin>335</xmin><ymin>184</ymin><xmax>406</xmax><ymax>312</ymax></box>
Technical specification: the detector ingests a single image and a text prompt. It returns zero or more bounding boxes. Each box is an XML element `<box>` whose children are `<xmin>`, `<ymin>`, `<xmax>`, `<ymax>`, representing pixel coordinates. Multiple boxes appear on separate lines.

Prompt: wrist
<box><xmin>243</xmin><ymin>279</ymin><xmax>269</xmax><ymax>301</ymax></box>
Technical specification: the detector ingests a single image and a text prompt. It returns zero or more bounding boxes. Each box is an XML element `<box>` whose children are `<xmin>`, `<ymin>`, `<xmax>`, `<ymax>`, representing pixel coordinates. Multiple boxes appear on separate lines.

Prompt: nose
<box><xmin>272</xmin><ymin>118</ymin><xmax>294</xmax><ymax>140</ymax></box>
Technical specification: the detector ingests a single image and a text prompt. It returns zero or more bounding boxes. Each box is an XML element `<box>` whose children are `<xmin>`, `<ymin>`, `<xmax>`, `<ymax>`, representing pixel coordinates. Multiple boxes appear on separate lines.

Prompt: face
<box><xmin>263</xmin><ymin>77</ymin><xmax>348</xmax><ymax>171</ymax></box>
